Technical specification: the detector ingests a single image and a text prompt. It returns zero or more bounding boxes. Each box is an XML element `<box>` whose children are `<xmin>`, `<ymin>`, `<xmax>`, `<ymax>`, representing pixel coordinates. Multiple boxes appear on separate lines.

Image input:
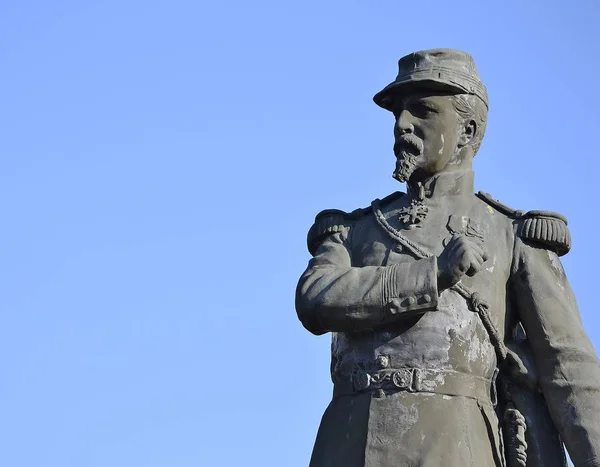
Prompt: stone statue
<box><xmin>295</xmin><ymin>49</ymin><xmax>600</xmax><ymax>467</ymax></box>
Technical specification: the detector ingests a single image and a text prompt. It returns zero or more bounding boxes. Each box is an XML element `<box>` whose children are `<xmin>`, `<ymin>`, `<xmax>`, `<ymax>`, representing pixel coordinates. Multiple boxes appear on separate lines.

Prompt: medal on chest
<box><xmin>398</xmin><ymin>200</ymin><xmax>428</xmax><ymax>229</ymax></box>
<box><xmin>398</xmin><ymin>183</ymin><xmax>429</xmax><ymax>229</ymax></box>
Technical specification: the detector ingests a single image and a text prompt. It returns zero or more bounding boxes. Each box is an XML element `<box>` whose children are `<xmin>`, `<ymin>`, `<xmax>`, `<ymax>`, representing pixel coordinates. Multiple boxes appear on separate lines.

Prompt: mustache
<box><xmin>394</xmin><ymin>134</ymin><xmax>424</xmax><ymax>156</ymax></box>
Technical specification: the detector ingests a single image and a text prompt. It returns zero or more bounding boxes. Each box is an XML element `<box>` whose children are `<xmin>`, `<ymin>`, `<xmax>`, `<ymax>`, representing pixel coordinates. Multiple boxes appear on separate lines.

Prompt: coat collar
<box><xmin>407</xmin><ymin>170</ymin><xmax>474</xmax><ymax>201</ymax></box>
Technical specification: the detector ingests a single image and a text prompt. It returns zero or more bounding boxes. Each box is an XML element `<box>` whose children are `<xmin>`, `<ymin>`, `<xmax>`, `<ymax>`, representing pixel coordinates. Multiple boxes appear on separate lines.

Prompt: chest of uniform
<box><xmin>355</xmin><ymin>201</ymin><xmax>492</xmax><ymax>260</ymax></box>
<box><xmin>353</xmin><ymin>201</ymin><xmax>513</xmax><ymax>303</ymax></box>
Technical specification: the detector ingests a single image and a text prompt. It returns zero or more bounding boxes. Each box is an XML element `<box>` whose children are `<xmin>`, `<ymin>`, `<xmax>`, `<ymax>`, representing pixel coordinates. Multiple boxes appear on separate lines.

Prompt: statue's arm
<box><xmin>295</xmin><ymin>228</ymin><xmax>438</xmax><ymax>335</ymax></box>
<box><xmin>511</xmin><ymin>238</ymin><xmax>600</xmax><ymax>467</ymax></box>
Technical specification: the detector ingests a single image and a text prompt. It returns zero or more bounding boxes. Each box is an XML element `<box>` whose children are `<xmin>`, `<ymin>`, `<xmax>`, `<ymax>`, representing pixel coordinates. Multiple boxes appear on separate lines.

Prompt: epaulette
<box><xmin>476</xmin><ymin>191</ymin><xmax>571</xmax><ymax>257</ymax></box>
<box><xmin>517</xmin><ymin>210</ymin><xmax>571</xmax><ymax>257</ymax></box>
<box><xmin>307</xmin><ymin>209</ymin><xmax>353</xmax><ymax>256</ymax></box>
<box><xmin>306</xmin><ymin>192</ymin><xmax>405</xmax><ymax>256</ymax></box>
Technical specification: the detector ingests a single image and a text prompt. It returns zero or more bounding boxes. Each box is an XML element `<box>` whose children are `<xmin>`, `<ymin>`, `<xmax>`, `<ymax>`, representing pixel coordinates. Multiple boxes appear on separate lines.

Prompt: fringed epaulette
<box><xmin>517</xmin><ymin>210</ymin><xmax>571</xmax><ymax>257</ymax></box>
<box><xmin>476</xmin><ymin>191</ymin><xmax>571</xmax><ymax>257</ymax></box>
<box><xmin>307</xmin><ymin>192</ymin><xmax>405</xmax><ymax>256</ymax></box>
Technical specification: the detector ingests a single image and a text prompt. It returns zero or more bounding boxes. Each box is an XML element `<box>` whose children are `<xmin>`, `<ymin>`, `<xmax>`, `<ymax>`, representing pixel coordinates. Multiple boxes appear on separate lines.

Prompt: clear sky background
<box><xmin>1</xmin><ymin>1</ymin><xmax>599</xmax><ymax>466</ymax></box>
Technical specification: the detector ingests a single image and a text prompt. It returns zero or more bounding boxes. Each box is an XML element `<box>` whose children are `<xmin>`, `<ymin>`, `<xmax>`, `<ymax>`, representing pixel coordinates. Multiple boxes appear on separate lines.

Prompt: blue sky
<box><xmin>1</xmin><ymin>1</ymin><xmax>599</xmax><ymax>466</ymax></box>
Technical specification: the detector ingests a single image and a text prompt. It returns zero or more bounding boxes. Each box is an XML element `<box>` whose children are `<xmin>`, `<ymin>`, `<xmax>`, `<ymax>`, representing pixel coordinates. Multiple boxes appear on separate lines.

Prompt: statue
<box><xmin>295</xmin><ymin>49</ymin><xmax>600</xmax><ymax>467</ymax></box>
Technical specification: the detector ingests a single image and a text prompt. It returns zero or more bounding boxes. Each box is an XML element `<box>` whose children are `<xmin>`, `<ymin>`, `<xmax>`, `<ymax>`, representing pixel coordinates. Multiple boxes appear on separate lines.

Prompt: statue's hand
<box><xmin>437</xmin><ymin>234</ymin><xmax>488</xmax><ymax>291</ymax></box>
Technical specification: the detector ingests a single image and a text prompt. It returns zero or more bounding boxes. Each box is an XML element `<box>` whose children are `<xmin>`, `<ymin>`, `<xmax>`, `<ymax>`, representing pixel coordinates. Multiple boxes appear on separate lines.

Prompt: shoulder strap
<box><xmin>476</xmin><ymin>191</ymin><xmax>524</xmax><ymax>218</ymax></box>
<box><xmin>476</xmin><ymin>191</ymin><xmax>571</xmax><ymax>256</ymax></box>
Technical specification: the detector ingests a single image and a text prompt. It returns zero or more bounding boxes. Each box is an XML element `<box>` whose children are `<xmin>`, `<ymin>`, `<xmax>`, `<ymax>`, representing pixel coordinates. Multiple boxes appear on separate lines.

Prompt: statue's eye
<box><xmin>414</xmin><ymin>102</ymin><xmax>438</xmax><ymax>117</ymax></box>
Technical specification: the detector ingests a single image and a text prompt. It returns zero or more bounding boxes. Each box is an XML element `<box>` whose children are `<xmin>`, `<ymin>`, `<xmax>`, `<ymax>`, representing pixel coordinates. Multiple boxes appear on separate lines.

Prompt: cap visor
<box><xmin>373</xmin><ymin>78</ymin><xmax>467</xmax><ymax>111</ymax></box>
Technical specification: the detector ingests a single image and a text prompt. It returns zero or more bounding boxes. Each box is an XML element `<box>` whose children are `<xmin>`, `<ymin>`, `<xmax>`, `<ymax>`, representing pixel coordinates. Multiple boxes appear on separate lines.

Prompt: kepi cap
<box><xmin>373</xmin><ymin>48</ymin><xmax>488</xmax><ymax>111</ymax></box>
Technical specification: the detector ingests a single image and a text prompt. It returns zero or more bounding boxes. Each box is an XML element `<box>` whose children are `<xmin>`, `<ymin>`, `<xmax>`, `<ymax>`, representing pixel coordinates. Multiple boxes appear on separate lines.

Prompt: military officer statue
<box><xmin>296</xmin><ymin>49</ymin><xmax>600</xmax><ymax>467</ymax></box>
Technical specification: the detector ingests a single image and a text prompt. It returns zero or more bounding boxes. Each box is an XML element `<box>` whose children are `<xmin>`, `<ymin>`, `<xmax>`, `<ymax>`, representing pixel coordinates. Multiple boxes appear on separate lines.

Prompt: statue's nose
<box><xmin>396</xmin><ymin>110</ymin><xmax>414</xmax><ymax>133</ymax></box>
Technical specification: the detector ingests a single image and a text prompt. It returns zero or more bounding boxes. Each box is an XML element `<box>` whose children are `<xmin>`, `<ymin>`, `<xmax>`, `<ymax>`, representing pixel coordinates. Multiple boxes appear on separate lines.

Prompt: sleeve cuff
<box><xmin>382</xmin><ymin>257</ymin><xmax>439</xmax><ymax>316</ymax></box>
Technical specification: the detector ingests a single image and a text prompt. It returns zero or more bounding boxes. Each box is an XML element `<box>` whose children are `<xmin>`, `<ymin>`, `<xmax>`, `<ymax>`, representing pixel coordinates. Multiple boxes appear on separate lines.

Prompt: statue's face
<box><xmin>392</xmin><ymin>91</ymin><xmax>465</xmax><ymax>182</ymax></box>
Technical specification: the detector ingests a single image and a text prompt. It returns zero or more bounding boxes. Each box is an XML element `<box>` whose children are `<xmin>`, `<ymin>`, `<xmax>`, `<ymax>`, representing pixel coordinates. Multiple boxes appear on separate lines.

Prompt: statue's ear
<box><xmin>458</xmin><ymin>119</ymin><xmax>477</xmax><ymax>147</ymax></box>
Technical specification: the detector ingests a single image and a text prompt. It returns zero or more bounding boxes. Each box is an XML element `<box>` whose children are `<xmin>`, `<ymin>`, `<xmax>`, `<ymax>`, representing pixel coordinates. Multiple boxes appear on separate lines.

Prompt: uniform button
<box><xmin>405</xmin><ymin>296</ymin><xmax>416</xmax><ymax>307</ymax></box>
<box><xmin>422</xmin><ymin>294</ymin><xmax>431</xmax><ymax>303</ymax></box>
<box><xmin>376</xmin><ymin>355</ymin><xmax>389</xmax><ymax>369</ymax></box>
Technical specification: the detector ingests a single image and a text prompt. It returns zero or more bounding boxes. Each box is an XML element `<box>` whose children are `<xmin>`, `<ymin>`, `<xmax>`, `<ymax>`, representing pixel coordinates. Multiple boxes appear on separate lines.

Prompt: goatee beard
<box><xmin>393</xmin><ymin>134</ymin><xmax>424</xmax><ymax>183</ymax></box>
<box><xmin>393</xmin><ymin>152</ymin><xmax>419</xmax><ymax>183</ymax></box>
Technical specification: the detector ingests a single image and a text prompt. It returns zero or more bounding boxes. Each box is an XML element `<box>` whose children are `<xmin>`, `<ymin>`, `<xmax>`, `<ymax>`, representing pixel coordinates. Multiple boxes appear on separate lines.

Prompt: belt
<box><xmin>333</xmin><ymin>367</ymin><xmax>496</xmax><ymax>404</ymax></box>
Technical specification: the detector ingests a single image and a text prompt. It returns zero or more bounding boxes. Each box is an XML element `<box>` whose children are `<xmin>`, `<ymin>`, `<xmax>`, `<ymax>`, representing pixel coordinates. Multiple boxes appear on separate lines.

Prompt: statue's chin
<box><xmin>393</xmin><ymin>154</ymin><xmax>419</xmax><ymax>183</ymax></box>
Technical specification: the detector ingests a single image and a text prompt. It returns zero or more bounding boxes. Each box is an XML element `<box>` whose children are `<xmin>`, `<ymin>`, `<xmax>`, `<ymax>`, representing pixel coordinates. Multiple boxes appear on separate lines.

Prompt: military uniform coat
<box><xmin>296</xmin><ymin>171</ymin><xmax>600</xmax><ymax>467</ymax></box>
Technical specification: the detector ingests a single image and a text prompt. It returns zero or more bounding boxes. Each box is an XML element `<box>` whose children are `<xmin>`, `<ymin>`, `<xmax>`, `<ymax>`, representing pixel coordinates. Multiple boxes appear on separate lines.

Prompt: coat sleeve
<box><xmin>295</xmin><ymin>224</ymin><xmax>439</xmax><ymax>335</ymax></box>
<box><xmin>511</xmin><ymin>237</ymin><xmax>600</xmax><ymax>467</ymax></box>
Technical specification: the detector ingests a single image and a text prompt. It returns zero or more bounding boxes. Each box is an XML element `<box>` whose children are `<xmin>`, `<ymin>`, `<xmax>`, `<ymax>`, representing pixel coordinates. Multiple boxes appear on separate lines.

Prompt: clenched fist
<box><xmin>437</xmin><ymin>234</ymin><xmax>488</xmax><ymax>290</ymax></box>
